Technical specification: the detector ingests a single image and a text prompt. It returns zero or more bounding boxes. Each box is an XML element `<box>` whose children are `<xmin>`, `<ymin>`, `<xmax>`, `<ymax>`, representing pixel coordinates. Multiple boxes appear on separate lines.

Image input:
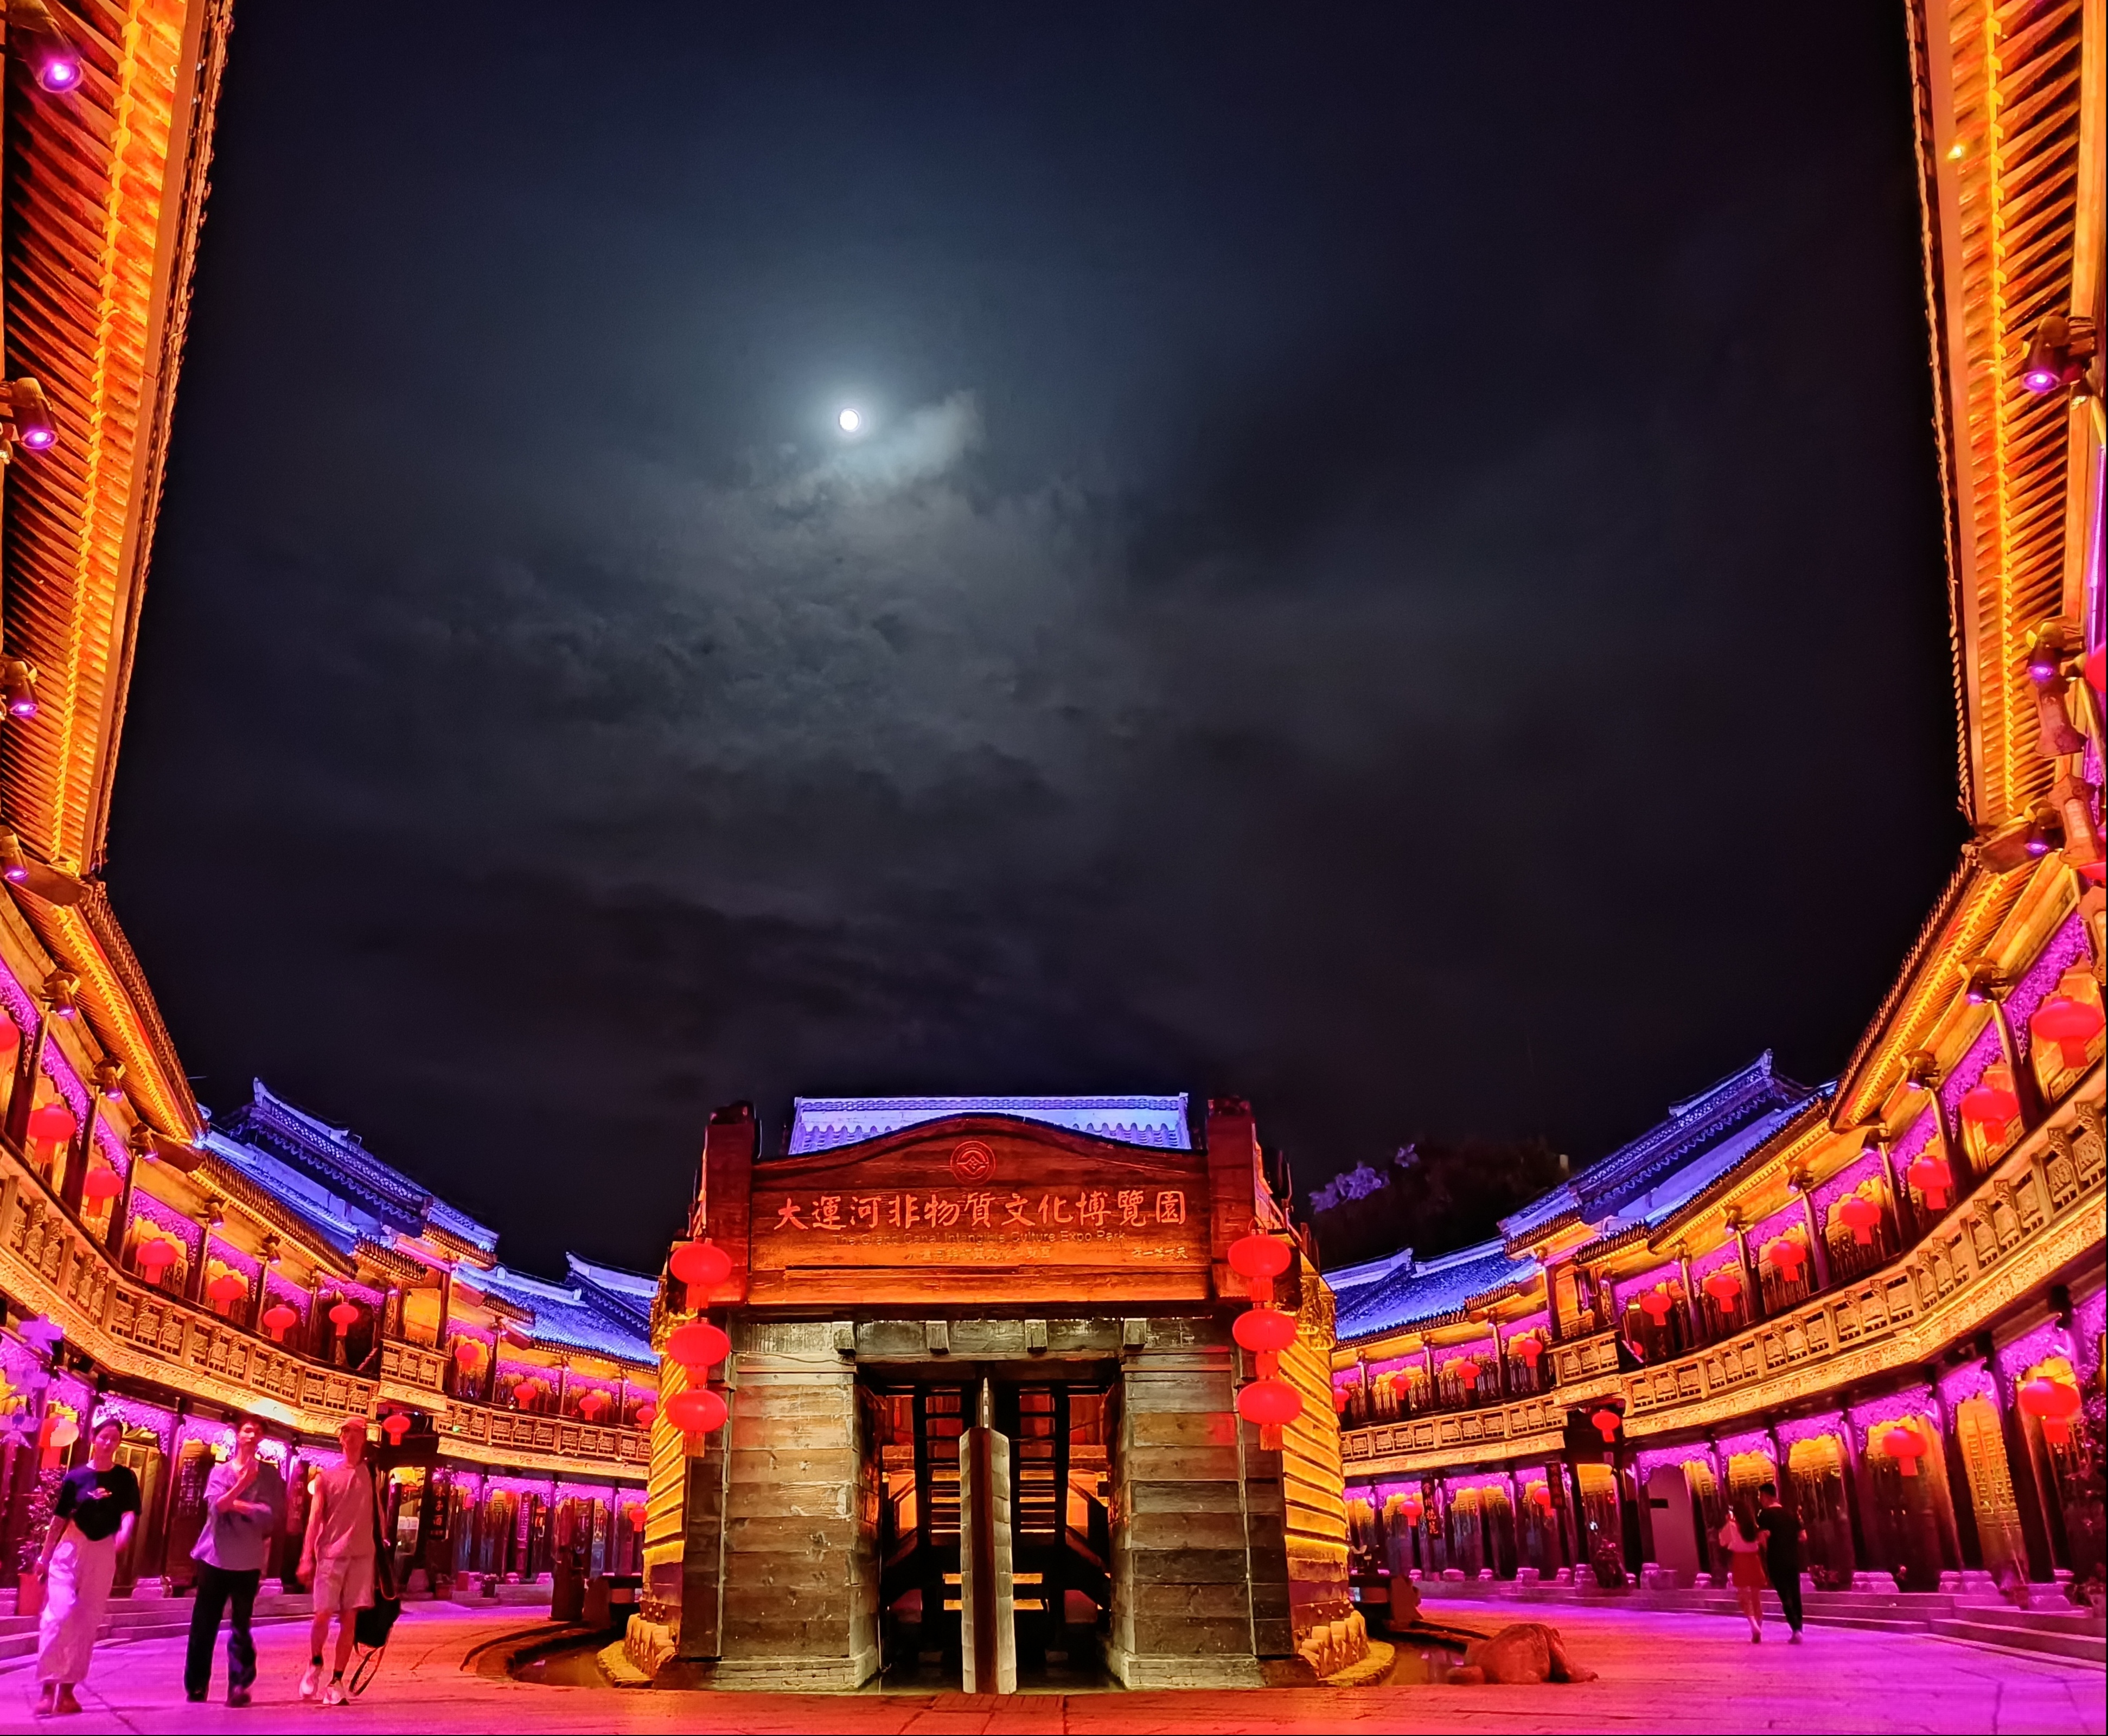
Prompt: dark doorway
<box><xmin>866</xmin><ymin>1366</ymin><xmax>1117</xmax><ymax>1688</ymax></box>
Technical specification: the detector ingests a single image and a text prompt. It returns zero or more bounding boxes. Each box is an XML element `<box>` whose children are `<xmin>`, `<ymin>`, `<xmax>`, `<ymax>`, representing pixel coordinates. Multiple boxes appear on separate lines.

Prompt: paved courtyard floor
<box><xmin>2</xmin><ymin>1603</ymin><xmax>2099</xmax><ymax>1734</ymax></box>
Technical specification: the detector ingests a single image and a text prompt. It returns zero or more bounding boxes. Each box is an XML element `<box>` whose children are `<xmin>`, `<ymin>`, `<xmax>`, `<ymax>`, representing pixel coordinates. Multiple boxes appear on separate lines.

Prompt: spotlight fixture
<box><xmin>1963</xmin><ymin>968</ymin><xmax>2000</xmax><ymax>1006</ymax></box>
<box><xmin>2</xmin><ymin>378</ymin><xmax>56</xmax><ymax>452</ymax></box>
<box><xmin>92</xmin><ymin>1059</ymin><xmax>123</xmax><ymax>1102</ymax></box>
<box><xmin>2023</xmin><ymin>801</ymin><xmax>2064</xmax><ymax>859</ymax></box>
<box><xmin>0</xmin><ymin>826</ymin><xmax>26</xmax><ymax>884</ymax></box>
<box><xmin>7</xmin><ymin>0</ymin><xmax>82</xmax><ymax>95</ymax></box>
<box><xmin>42</xmin><ymin>967</ymin><xmax>78</xmax><ymax>1019</ymax></box>
<box><xmin>2018</xmin><ymin>312</ymin><xmax>2096</xmax><ymax>396</ymax></box>
<box><xmin>1</xmin><ymin>658</ymin><xmax>37</xmax><ymax>720</ymax></box>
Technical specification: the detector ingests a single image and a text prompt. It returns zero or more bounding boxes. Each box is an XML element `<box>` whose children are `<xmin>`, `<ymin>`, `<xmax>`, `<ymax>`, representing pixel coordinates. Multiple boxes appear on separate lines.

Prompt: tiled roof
<box><xmin>1502</xmin><ymin>1054</ymin><xmax>1813</xmax><ymax>1244</ymax></box>
<box><xmin>475</xmin><ymin>1263</ymin><xmax>654</xmax><ymax>1365</ymax></box>
<box><xmin>788</xmin><ymin>1094</ymin><xmax>1192</xmax><ymax>1154</ymax></box>
<box><xmin>1334</xmin><ymin>1239</ymin><xmax>1537</xmax><ymax>1341</ymax></box>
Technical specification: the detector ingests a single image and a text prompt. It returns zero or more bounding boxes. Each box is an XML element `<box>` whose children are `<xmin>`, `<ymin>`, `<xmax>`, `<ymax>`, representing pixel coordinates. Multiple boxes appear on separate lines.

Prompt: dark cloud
<box><xmin>107</xmin><ymin>1</ymin><xmax>1960</xmax><ymax>1273</ymax></box>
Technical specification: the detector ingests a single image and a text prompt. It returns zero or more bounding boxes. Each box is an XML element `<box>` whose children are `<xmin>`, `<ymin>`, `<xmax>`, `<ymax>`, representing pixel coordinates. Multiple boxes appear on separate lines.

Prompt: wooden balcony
<box><xmin>1340</xmin><ymin>1084</ymin><xmax>2103</xmax><ymax>1478</ymax></box>
<box><xmin>0</xmin><ymin>1141</ymin><xmax>645</xmax><ymax>1479</ymax></box>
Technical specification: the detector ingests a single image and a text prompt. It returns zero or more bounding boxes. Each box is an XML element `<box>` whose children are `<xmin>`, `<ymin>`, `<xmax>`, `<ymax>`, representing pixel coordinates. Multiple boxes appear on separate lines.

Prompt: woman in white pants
<box><xmin>33</xmin><ymin>1417</ymin><xmax>140</xmax><ymax>1718</ymax></box>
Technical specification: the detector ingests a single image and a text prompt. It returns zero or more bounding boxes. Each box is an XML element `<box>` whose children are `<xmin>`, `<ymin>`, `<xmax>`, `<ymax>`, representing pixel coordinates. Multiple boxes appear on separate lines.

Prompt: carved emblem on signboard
<box><xmin>950</xmin><ymin>1140</ymin><xmax>996</xmax><ymax>1185</ymax></box>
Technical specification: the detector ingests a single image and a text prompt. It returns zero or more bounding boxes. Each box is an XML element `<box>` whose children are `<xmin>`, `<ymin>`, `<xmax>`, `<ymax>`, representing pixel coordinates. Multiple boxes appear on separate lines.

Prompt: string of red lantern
<box><xmin>667</xmin><ymin>1387</ymin><xmax>729</xmax><ymax>1433</ymax></box>
<box><xmin>1958</xmin><ymin>1065</ymin><xmax>2021</xmax><ymax>1133</ymax></box>
<box><xmin>1226</xmin><ymin>1230</ymin><xmax>1302</xmax><ymax>1432</ymax></box>
<box><xmin>1907</xmin><ymin>1150</ymin><xmax>1953</xmax><ymax>1211</ymax></box>
<box><xmin>2030</xmin><ymin>993</ymin><xmax>2103</xmax><ymax>1069</ymax></box>
<box><xmin>1837</xmin><ymin>1195</ymin><xmax>1882</xmax><ymax>1246</ymax></box>
<box><xmin>1881</xmin><ymin>1424</ymin><xmax>1927</xmax><ymax>1476</ymax></box>
<box><xmin>1702</xmin><ymin>1268</ymin><xmax>1742</xmax><ymax>1309</ymax></box>
<box><xmin>1764</xmin><ymin>1239</ymin><xmax>1806</xmax><ymax>1279</ymax></box>
<box><xmin>2018</xmin><ymin>1376</ymin><xmax>2081</xmax><ymax>1446</ymax></box>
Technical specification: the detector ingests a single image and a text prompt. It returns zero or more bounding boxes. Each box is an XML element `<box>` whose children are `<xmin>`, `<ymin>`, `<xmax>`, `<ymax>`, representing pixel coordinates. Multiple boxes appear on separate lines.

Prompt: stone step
<box><xmin>1946</xmin><ymin>1601</ymin><xmax>2107</xmax><ymax>1636</ymax></box>
<box><xmin>1928</xmin><ymin>1618</ymin><xmax>2107</xmax><ymax>1665</ymax></box>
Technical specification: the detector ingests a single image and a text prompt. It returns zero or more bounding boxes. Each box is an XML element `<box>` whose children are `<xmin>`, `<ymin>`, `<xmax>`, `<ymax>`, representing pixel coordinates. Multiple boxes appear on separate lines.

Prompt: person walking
<box><xmin>297</xmin><ymin>1417</ymin><xmax>380</xmax><ymax>1707</ymax></box>
<box><xmin>1717</xmin><ymin>1508</ymin><xmax>1768</xmax><ymax>1641</ymax></box>
<box><xmin>1755</xmin><ymin>1481</ymin><xmax>1809</xmax><ymax>1643</ymax></box>
<box><xmin>186</xmin><ymin>1415</ymin><xmax>286</xmax><ymax>1707</ymax></box>
<box><xmin>31</xmin><ymin>1416</ymin><xmax>141</xmax><ymax>1718</ymax></box>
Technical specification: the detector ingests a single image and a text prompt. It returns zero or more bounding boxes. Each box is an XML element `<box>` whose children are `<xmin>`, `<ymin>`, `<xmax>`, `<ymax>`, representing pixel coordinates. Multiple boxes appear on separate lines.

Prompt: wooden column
<box><xmin>1543</xmin><ymin>1259</ymin><xmax>1566</xmax><ymax>1343</ymax></box>
<box><xmin>679</xmin><ymin>1325</ymin><xmax>872</xmax><ymax>1687</ymax></box>
<box><xmin>1203</xmin><ymin>1097</ymin><xmax>1268</xmax><ymax>1299</ymax></box>
<box><xmin>1983</xmin><ymin>1332</ymin><xmax>2059</xmax><ymax>1581</ymax></box>
<box><xmin>1980</xmin><ymin>987</ymin><xmax>2045</xmax><ymax>1129</ymax></box>
<box><xmin>1728</xmin><ymin>1217</ymin><xmax>1763</xmax><ymax>1323</ymax></box>
<box><xmin>1677</xmin><ymin>1249</ymin><xmax>1702</xmax><ymax>1344</ymax></box>
<box><xmin>1109</xmin><ymin>1334</ymin><xmax>1271</xmax><ymax>1689</ymax></box>
<box><xmin>3</xmin><ymin>1003</ymin><xmax>48</xmax><ymax>1150</ymax></box>
<box><xmin>1792</xmin><ymin>1179</ymin><xmax>1832</xmax><ymax>1292</ymax></box>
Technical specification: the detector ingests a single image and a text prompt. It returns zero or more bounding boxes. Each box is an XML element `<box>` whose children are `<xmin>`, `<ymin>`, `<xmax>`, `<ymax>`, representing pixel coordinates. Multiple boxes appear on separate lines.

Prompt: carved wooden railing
<box><xmin>0</xmin><ymin>1140</ymin><xmax>644</xmax><ymax>1473</ymax></box>
<box><xmin>1340</xmin><ymin>1086</ymin><xmax>2104</xmax><ymax>1472</ymax></box>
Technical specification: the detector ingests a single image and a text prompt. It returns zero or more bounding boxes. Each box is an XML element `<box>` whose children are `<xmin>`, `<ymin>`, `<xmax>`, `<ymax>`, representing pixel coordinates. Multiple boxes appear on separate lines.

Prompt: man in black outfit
<box><xmin>1755</xmin><ymin>1481</ymin><xmax>1809</xmax><ymax>1642</ymax></box>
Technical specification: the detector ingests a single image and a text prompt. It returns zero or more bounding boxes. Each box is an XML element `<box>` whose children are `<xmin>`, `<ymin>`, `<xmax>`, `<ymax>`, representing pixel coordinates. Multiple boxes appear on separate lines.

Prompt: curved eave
<box><xmin>1910</xmin><ymin>0</ymin><xmax>2098</xmax><ymax>829</ymax></box>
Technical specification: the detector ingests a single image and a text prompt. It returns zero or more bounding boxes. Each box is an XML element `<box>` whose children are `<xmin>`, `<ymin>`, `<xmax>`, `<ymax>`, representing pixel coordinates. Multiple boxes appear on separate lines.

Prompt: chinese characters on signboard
<box><xmin>765</xmin><ymin>1188</ymin><xmax>1189</xmax><ymax>1235</ymax></box>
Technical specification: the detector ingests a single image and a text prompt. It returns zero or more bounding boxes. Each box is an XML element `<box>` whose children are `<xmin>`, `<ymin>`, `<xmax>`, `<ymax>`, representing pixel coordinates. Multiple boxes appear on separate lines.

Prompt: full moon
<box><xmin>838</xmin><ymin>407</ymin><xmax>861</xmax><ymax>433</ymax></box>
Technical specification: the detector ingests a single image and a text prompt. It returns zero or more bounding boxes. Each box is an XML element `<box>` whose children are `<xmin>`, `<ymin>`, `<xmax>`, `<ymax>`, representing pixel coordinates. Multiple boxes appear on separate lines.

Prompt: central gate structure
<box><xmin>631</xmin><ymin>1094</ymin><xmax>1359</xmax><ymax>1690</ymax></box>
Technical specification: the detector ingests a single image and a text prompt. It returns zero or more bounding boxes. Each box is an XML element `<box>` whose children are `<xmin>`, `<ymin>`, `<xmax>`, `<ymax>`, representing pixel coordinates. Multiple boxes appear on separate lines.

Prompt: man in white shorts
<box><xmin>297</xmin><ymin>1417</ymin><xmax>379</xmax><ymax>1705</ymax></box>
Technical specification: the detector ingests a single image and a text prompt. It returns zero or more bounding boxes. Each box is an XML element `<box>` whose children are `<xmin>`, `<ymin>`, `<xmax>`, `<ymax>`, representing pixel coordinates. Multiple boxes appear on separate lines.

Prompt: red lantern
<box><xmin>1764</xmin><ymin>1238</ymin><xmax>1806</xmax><ymax>1278</ymax></box>
<box><xmin>1455</xmin><ymin>1357</ymin><xmax>1480</xmax><ymax>1389</ymax></box>
<box><xmin>136</xmin><ymin>1236</ymin><xmax>178</xmax><ymax>1274</ymax></box>
<box><xmin>26</xmin><ymin>1100</ymin><xmax>75</xmax><ymax>1148</ymax></box>
<box><xmin>1637</xmin><ymin>1291</ymin><xmax>1674</xmax><ymax>1325</ymax></box>
<box><xmin>1959</xmin><ymin>1066</ymin><xmax>2021</xmax><ymax>1132</ymax></box>
<box><xmin>81</xmin><ymin>1165</ymin><xmax>122</xmax><ymax>1202</ymax></box>
<box><xmin>622</xmin><ymin>1502</ymin><xmax>647</xmax><ymax>1528</ymax></box>
<box><xmin>636</xmin><ymin>1400</ymin><xmax>659</xmax><ymax>1427</ymax></box>
<box><xmin>1882</xmin><ymin>1424</ymin><xmax>1927</xmax><ymax>1477</ymax></box>
<box><xmin>666</xmin><ymin>1387</ymin><xmax>728</xmax><ymax>1433</ymax></box>
<box><xmin>1702</xmin><ymin>1267</ymin><xmax>1742</xmax><ymax>1309</ymax></box>
<box><xmin>666</xmin><ymin>1320</ymin><xmax>731</xmax><ymax>1370</ymax></box>
<box><xmin>1531</xmin><ymin>1483</ymin><xmax>1554</xmax><ymax>1513</ymax></box>
<box><xmin>260</xmin><ymin>1303</ymin><xmax>298</xmax><ymax>1341</ymax></box>
<box><xmin>1907</xmin><ymin>1151</ymin><xmax>1953</xmax><ymax>1211</ymax></box>
<box><xmin>579</xmin><ymin>1389</ymin><xmax>608</xmax><ymax>1415</ymax></box>
<box><xmin>2031</xmin><ymin>993</ymin><xmax>2103</xmax><ymax>1069</ymax></box>
<box><xmin>1515</xmin><ymin>1335</ymin><xmax>1543</xmax><ymax>1365</ymax></box>
<box><xmin>1590</xmin><ymin>1408</ymin><xmax>1621</xmax><ymax>1444</ymax></box>
<box><xmin>327</xmin><ymin>1300</ymin><xmax>361</xmax><ymax>1331</ymax></box>
<box><xmin>1402</xmin><ymin>1494</ymin><xmax>1425</xmax><ymax>1524</ymax></box>
<box><xmin>206</xmin><ymin>1272</ymin><xmax>247</xmax><ymax>1306</ymax></box>
<box><xmin>0</xmin><ymin>1019</ymin><xmax>17</xmax><ymax>1057</ymax></box>
<box><xmin>381</xmin><ymin>1412</ymin><xmax>411</xmax><ymax>1445</ymax></box>
<box><xmin>1837</xmin><ymin>1195</ymin><xmax>1881</xmax><ymax>1247</ymax></box>
<box><xmin>1331</xmin><ymin>1384</ymin><xmax>1350</xmax><ymax>1414</ymax></box>
<box><xmin>1227</xmin><ymin>1233</ymin><xmax>1292</xmax><ymax>1281</ymax></box>
<box><xmin>1236</xmin><ymin>1377</ymin><xmax>1303</xmax><ymax>1427</ymax></box>
<box><xmin>453</xmin><ymin>1338</ymin><xmax>486</xmax><ymax>1369</ymax></box>
<box><xmin>668</xmin><ymin>1240</ymin><xmax>732</xmax><ymax>1288</ymax></box>
<box><xmin>1232</xmin><ymin>1307</ymin><xmax>1298</xmax><ymax>1354</ymax></box>
<box><xmin>2018</xmin><ymin>1377</ymin><xmax>2083</xmax><ymax>1446</ymax></box>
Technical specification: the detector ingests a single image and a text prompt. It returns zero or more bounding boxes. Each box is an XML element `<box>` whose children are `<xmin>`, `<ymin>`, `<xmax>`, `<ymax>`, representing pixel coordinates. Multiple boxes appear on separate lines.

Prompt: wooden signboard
<box><xmin>741</xmin><ymin>1117</ymin><xmax>1211</xmax><ymax>1307</ymax></box>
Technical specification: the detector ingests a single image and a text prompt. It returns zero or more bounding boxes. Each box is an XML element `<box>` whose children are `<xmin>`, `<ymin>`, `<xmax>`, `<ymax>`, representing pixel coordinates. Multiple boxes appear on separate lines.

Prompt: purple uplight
<box><xmin>18</xmin><ymin>426</ymin><xmax>54</xmax><ymax>450</ymax></box>
<box><xmin>2025</xmin><ymin>831</ymin><xmax>2052</xmax><ymax>857</ymax></box>
<box><xmin>34</xmin><ymin>54</ymin><xmax>80</xmax><ymax>94</ymax></box>
<box><xmin>1</xmin><ymin>865</ymin><xmax>25</xmax><ymax>884</ymax></box>
<box><xmin>7</xmin><ymin>698</ymin><xmax>36</xmax><ymax>719</ymax></box>
<box><xmin>2021</xmin><ymin>365</ymin><xmax>2061</xmax><ymax>394</ymax></box>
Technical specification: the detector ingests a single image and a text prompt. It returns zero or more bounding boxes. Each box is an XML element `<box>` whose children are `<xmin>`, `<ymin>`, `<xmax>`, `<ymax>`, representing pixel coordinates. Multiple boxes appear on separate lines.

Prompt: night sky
<box><xmin>107</xmin><ymin>3</ymin><xmax>1964</xmax><ymax>1277</ymax></box>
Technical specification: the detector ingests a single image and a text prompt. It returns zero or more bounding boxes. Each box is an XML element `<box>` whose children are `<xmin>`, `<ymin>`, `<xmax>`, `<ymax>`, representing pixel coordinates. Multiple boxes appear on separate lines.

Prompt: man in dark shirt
<box><xmin>1755</xmin><ymin>1481</ymin><xmax>1807</xmax><ymax>1642</ymax></box>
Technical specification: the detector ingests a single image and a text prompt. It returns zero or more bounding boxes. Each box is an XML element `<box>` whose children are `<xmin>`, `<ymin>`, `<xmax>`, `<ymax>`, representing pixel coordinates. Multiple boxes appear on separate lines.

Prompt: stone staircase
<box><xmin>1401</xmin><ymin>1575</ymin><xmax>2106</xmax><ymax>1665</ymax></box>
